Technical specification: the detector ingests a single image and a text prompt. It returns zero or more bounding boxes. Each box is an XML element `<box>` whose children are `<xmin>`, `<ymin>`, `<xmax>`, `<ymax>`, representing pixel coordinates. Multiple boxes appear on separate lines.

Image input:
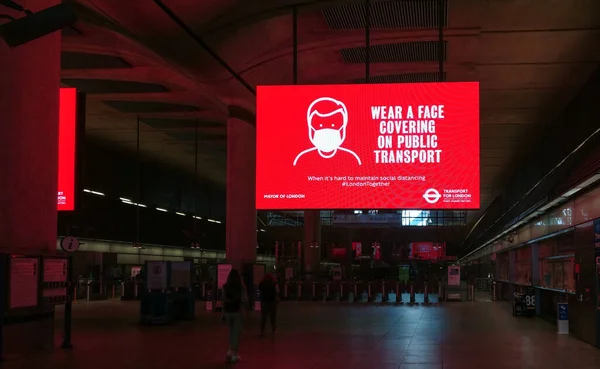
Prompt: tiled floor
<box><xmin>3</xmin><ymin>297</ymin><xmax>600</xmax><ymax>369</ymax></box>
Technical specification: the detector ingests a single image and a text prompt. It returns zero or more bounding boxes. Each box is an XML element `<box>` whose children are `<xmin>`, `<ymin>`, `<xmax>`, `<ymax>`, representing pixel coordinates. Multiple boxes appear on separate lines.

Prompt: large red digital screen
<box><xmin>57</xmin><ymin>88</ymin><xmax>77</xmax><ymax>211</ymax></box>
<box><xmin>256</xmin><ymin>82</ymin><xmax>479</xmax><ymax>209</ymax></box>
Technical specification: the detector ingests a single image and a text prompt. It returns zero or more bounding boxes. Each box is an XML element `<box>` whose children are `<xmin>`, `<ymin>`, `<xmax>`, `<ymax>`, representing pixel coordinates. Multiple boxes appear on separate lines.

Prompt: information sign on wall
<box><xmin>171</xmin><ymin>261</ymin><xmax>191</xmax><ymax>288</ymax></box>
<box><xmin>146</xmin><ymin>261</ymin><xmax>167</xmax><ymax>290</ymax></box>
<box><xmin>43</xmin><ymin>258</ymin><xmax>68</xmax><ymax>304</ymax></box>
<box><xmin>448</xmin><ymin>266</ymin><xmax>461</xmax><ymax>286</ymax></box>
<box><xmin>332</xmin><ymin>267</ymin><xmax>342</xmax><ymax>281</ymax></box>
<box><xmin>10</xmin><ymin>257</ymin><xmax>39</xmax><ymax>309</ymax></box>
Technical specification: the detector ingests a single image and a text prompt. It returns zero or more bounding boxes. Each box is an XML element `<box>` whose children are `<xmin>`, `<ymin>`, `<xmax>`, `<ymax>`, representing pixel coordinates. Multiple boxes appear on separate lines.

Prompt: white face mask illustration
<box><xmin>307</xmin><ymin>102</ymin><xmax>348</xmax><ymax>157</ymax></box>
<box><xmin>310</xmin><ymin>127</ymin><xmax>343</xmax><ymax>153</ymax></box>
<box><xmin>293</xmin><ymin>97</ymin><xmax>362</xmax><ymax>166</ymax></box>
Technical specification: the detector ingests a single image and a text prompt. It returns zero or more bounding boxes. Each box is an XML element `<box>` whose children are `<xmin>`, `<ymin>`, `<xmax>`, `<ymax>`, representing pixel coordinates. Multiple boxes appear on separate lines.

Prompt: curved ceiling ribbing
<box><xmin>65</xmin><ymin>0</ymin><xmax>600</xmax><ymax>224</ymax></box>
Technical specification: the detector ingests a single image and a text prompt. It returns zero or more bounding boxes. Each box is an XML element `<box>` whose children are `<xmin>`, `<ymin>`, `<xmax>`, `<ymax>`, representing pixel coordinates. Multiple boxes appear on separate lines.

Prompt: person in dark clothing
<box><xmin>222</xmin><ymin>269</ymin><xmax>246</xmax><ymax>363</ymax></box>
<box><xmin>258</xmin><ymin>273</ymin><xmax>279</xmax><ymax>336</ymax></box>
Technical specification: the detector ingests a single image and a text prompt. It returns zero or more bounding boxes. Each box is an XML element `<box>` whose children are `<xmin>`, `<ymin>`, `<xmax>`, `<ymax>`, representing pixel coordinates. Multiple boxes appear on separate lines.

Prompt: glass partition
<box><xmin>496</xmin><ymin>252</ymin><xmax>509</xmax><ymax>281</ymax></box>
<box><xmin>538</xmin><ymin>232</ymin><xmax>575</xmax><ymax>292</ymax></box>
<box><xmin>514</xmin><ymin>246</ymin><xmax>531</xmax><ymax>285</ymax></box>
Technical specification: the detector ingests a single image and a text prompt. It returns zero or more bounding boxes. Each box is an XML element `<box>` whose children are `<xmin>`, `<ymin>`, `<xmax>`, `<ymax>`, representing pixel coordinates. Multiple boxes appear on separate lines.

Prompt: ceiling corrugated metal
<box><xmin>321</xmin><ymin>0</ymin><xmax>448</xmax><ymax>30</ymax></box>
<box><xmin>351</xmin><ymin>72</ymin><xmax>444</xmax><ymax>84</ymax></box>
<box><xmin>340</xmin><ymin>41</ymin><xmax>447</xmax><ymax>63</ymax></box>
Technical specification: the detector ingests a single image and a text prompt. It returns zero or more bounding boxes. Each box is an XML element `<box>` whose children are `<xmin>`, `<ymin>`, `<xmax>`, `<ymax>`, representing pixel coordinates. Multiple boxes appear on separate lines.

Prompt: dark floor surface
<box><xmin>3</xmin><ymin>295</ymin><xmax>600</xmax><ymax>369</ymax></box>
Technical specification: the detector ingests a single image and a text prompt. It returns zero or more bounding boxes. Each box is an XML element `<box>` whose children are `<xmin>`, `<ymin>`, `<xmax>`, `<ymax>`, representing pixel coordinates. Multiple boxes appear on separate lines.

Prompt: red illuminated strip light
<box><xmin>57</xmin><ymin>88</ymin><xmax>77</xmax><ymax>211</ymax></box>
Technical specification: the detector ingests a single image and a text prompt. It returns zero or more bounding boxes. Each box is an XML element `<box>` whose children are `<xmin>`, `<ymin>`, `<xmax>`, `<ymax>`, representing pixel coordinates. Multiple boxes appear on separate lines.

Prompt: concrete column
<box><xmin>0</xmin><ymin>0</ymin><xmax>61</xmax><ymax>255</ymax></box>
<box><xmin>508</xmin><ymin>249</ymin><xmax>516</xmax><ymax>296</ymax></box>
<box><xmin>303</xmin><ymin>210</ymin><xmax>321</xmax><ymax>275</ymax></box>
<box><xmin>225</xmin><ymin>116</ymin><xmax>256</xmax><ymax>270</ymax></box>
<box><xmin>530</xmin><ymin>243</ymin><xmax>541</xmax><ymax>316</ymax></box>
<box><xmin>531</xmin><ymin>243</ymin><xmax>540</xmax><ymax>286</ymax></box>
<box><xmin>0</xmin><ymin>0</ymin><xmax>61</xmax><ymax>357</ymax></box>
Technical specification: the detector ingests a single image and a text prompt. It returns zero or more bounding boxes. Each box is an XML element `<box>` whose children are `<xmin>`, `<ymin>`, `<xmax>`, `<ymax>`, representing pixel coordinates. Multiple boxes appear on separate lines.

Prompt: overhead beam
<box><xmin>153</xmin><ymin>0</ymin><xmax>256</xmax><ymax>96</ymax></box>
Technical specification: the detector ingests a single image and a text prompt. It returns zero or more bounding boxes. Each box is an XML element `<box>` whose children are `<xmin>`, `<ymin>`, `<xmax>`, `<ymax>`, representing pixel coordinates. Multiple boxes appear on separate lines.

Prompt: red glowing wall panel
<box><xmin>256</xmin><ymin>82</ymin><xmax>480</xmax><ymax>209</ymax></box>
<box><xmin>57</xmin><ymin>88</ymin><xmax>77</xmax><ymax>211</ymax></box>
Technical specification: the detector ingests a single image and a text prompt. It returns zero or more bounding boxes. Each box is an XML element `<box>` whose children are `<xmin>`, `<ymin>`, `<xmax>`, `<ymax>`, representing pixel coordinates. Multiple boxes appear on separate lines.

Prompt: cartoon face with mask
<box><xmin>293</xmin><ymin>97</ymin><xmax>362</xmax><ymax>166</ymax></box>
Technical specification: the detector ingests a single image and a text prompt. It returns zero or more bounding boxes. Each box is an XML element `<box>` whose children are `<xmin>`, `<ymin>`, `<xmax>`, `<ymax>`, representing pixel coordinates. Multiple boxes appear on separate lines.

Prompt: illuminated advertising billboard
<box><xmin>409</xmin><ymin>242</ymin><xmax>446</xmax><ymax>260</ymax></box>
<box><xmin>256</xmin><ymin>82</ymin><xmax>479</xmax><ymax>209</ymax></box>
<box><xmin>57</xmin><ymin>88</ymin><xmax>77</xmax><ymax>211</ymax></box>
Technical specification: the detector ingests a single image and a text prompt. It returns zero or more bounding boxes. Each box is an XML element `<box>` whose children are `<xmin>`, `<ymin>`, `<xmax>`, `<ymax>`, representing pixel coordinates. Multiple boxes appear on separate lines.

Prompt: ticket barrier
<box><xmin>374</xmin><ymin>292</ymin><xmax>383</xmax><ymax>303</ymax></box>
<box><xmin>140</xmin><ymin>290</ymin><xmax>174</xmax><ymax>325</ymax></box>
<box><xmin>337</xmin><ymin>282</ymin><xmax>344</xmax><ymax>302</ymax></box>
<box><xmin>409</xmin><ymin>283</ymin><xmax>416</xmax><ymax>304</ymax></box>
<box><xmin>283</xmin><ymin>282</ymin><xmax>289</xmax><ymax>300</ymax></box>
<box><xmin>348</xmin><ymin>283</ymin><xmax>356</xmax><ymax>302</ymax></box>
<box><xmin>201</xmin><ymin>282</ymin><xmax>206</xmax><ymax>300</ymax></box>
<box><xmin>205</xmin><ymin>289</ymin><xmax>214</xmax><ymax>311</ymax></box>
<box><xmin>172</xmin><ymin>287</ymin><xmax>195</xmax><ymax>320</ymax></box>
<box><xmin>423</xmin><ymin>282</ymin><xmax>430</xmax><ymax>304</ymax></box>
<box><xmin>467</xmin><ymin>284</ymin><xmax>475</xmax><ymax>301</ymax></box>
<box><xmin>438</xmin><ymin>283</ymin><xmax>444</xmax><ymax>302</ymax></box>
<box><xmin>356</xmin><ymin>281</ymin><xmax>371</xmax><ymax>303</ymax></box>
<box><xmin>395</xmin><ymin>282</ymin><xmax>403</xmax><ymax>303</ymax></box>
<box><xmin>121</xmin><ymin>281</ymin><xmax>139</xmax><ymax>301</ymax></box>
<box><xmin>387</xmin><ymin>290</ymin><xmax>396</xmax><ymax>304</ymax></box>
<box><xmin>322</xmin><ymin>283</ymin><xmax>330</xmax><ymax>302</ymax></box>
<box><xmin>332</xmin><ymin>282</ymin><xmax>342</xmax><ymax>302</ymax></box>
<box><xmin>360</xmin><ymin>290</ymin><xmax>369</xmax><ymax>303</ymax></box>
<box><xmin>296</xmin><ymin>281</ymin><xmax>303</xmax><ymax>300</ymax></box>
<box><xmin>254</xmin><ymin>289</ymin><xmax>261</xmax><ymax>311</ymax></box>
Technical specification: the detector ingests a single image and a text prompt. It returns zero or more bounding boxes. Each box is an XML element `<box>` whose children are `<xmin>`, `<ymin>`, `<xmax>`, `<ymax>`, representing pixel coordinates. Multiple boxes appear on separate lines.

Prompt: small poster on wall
<box><xmin>448</xmin><ymin>265</ymin><xmax>461</xmax><ymax>286</ymax></box>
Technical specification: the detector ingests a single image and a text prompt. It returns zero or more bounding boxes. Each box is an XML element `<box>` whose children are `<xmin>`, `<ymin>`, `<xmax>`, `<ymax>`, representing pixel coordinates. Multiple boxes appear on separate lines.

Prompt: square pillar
<box><xmin>225</xmin><ymin>117</ymin><xmax>256</xmax><ymax>270</ymax></box>
<box><xmin>303</xmin><ymin>210</ymin><xmax>321</xmax><ymax>276</ymax></box>
<box><xmin>531</xmin><ymin>243</ymin><xmax>540</xmax><ymax>286</ymax></box>
<box><xmin>0</xmin><ymin>0</ymin><xmax>61</xmax><ymax>254</ymax></box>
<box><xmin>0</xmin><ymin>0</ymin><xmax>62</xmax><ymax>358</ymax></box>
<box><xmin>508</xmin><ymin>249</ymin><xmax>516</xmax><ymax>296</ymax></box>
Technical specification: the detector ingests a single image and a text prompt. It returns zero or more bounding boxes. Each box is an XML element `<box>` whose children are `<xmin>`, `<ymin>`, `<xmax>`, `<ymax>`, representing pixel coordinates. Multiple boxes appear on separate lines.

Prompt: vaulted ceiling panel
<box><xmin>62</xmin><ymin>79</ymin><xmax>167</xmax><ymax>94</ymax></box>
<box><xmin>102</xmin><ymin>101</ymin><xmax>199</xmax><ymax>113</ymax></box>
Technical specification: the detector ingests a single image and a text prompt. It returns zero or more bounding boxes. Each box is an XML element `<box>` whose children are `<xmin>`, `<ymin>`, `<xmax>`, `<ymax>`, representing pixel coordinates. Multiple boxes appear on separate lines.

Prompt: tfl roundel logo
<box><xmin>423</xmin><ymin>188</ymin><xmax>441</xmax><ymax>204</ymax></box>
